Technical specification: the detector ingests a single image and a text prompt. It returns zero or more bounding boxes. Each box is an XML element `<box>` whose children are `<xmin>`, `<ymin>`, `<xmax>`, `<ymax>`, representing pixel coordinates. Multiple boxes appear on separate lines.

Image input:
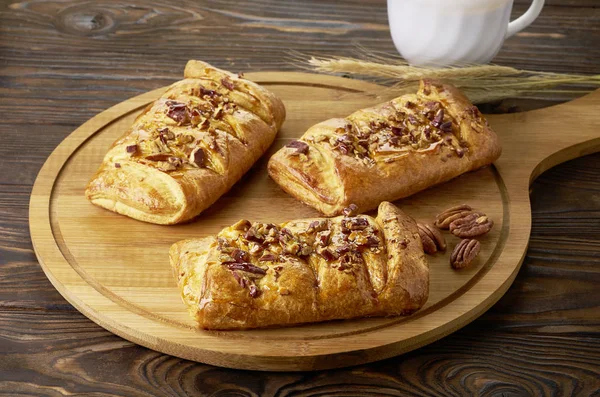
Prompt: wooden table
<box><xmin>1</xmin><ymin>0</ymin><xmax>599</xmax><ymax>394</ymax></box>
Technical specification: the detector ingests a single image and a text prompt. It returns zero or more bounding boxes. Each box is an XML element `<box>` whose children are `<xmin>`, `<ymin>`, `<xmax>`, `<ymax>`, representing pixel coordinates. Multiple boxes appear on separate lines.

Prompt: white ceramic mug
<box><xmin>387</xmin><ymin>0</ymin><xmax>545</xmax><ymax>66</ymax></box>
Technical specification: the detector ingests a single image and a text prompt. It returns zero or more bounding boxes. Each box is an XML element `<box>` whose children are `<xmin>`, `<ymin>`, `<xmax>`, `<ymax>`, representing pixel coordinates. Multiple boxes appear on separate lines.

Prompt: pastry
<box><xmin>85</xmin><ymin>60</ymin><xmax>286</xmax><ymax>224</ymax></box>
<box><xmin>267</xmin><ymin>79</ymin><xmax>501</xmax><ymax>216</ymax></box>
<box><xmin>170</xmin><ymin>201</ymin><xmax>428</xmax><ymax>330</ymax></box>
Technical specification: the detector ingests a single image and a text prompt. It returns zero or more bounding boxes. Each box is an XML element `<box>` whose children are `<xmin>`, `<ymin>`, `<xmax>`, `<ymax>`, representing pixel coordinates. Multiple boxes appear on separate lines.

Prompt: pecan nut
<box><xmin>417</xmin><ymin>223</ymin><xmax>446</xmax><ymax>254</ymax></box>
<box><xmin>450</xmin><ymin>239</ymin><xmax>481</xmax><ymax>269</ymax></box>
<box><xmin>434</xmin><ymin>204</ymin><xmax>473</xmax><ymax>229</ymax></box>
<box><xmin>449</xmin><ymin>212</ymin><xmax>493</xmax><ymax>237</ymax></box>
<box><xmin>342</xmin><ymin>203</ymin><xmax>359</xmax><ymax>217</ymax></box>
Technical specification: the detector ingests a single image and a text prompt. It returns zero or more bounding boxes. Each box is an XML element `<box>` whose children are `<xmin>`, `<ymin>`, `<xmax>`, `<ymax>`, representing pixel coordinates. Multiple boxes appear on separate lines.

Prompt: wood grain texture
<box><xmin>2</xmin><ymin>0</ymin><xmax>600</xmax><ymax>393</ymax></box>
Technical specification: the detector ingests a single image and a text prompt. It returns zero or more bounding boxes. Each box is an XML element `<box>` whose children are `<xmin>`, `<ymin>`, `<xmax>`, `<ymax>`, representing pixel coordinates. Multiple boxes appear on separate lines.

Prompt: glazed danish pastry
<box><xmin>268</xmin><ymin>80</ymin><xmax>501</xmax><ymax>216</ymax></box>
<box><xmin>170</xmin><ymin>202</ymin><xmax>428</xmax><ymax>330</ymax></box>
<box><xmin>85</xmin><ymin>60</ymin><xmax>285</xmax><ymax>224</ymax></box>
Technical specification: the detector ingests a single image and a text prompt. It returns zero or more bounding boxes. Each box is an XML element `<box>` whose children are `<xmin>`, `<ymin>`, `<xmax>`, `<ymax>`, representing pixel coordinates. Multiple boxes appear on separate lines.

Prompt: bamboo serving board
<box><xmin>29</xmin><ymin>73</ymin><xmax>600</xmax><ymax>371</ymax></box>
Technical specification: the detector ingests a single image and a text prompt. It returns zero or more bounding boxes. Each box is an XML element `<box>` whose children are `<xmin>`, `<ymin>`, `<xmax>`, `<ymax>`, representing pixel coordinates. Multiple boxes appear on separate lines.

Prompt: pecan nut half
<box><xmin>450</xmin><ymin>239</ymin><xmax>481</xmax><ymax>269</ymax></box>
<box><xmin>434</xmin><ymin>204</ymin><xmax>473</xmax><ymax>229</ymax></box>
<box><xmin>449</xmin><ymin>212</ymin><xmax>493</xmax><ymax>237</ymax></box>
<box><xmin>417</xmin><ymin>223</ymin><xmax>446</xmax><ymax>254</ymax></box>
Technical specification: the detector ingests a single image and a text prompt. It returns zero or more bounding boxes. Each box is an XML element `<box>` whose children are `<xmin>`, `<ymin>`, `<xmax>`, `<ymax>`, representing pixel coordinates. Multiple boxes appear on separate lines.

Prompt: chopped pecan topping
<box><xmin>226</xmin><ymin>262</ymin><xmax>266</xmax><ymax>275</ymax></box>
<box><xmin>432</xmin><ymin>109</ymin><xmax>444</xmax><ymax>127</ymax></box>
<box><xmin>189</xmin><ymin>147</ymin><xmax>206</xmax><ymax>168</ymax></box>
<box><xmin>286</xmin><ymin>140</ymin><xmax>309</xmax><ymax>155</ymax></box>
<box><xmin>195</xmin><ymin>117</ymin><xmax>210</xmax><ymax>129</ymax></box>
<box><xmin>423</xmin><ymin>126</ymin><xmax>432</xmax><ymax>140</ymax></box>
<box><xmin>159</xmin><ymin>128</ymin><xmax>175</xmax><ymax>143</ymax></box>
<box><xmin>165</xmin><ymin>100</ymin><xmax>189</xmax><ymax>124</ymax></box>
<box><xmin>337</xmin><ymin>134</ymin><xmax>353</xmax><ymax>147</ymax></box>
<box><xmin>440</xmin><ymin>121</ymin><xmax>453</xmax><ymax>133</ymax></box>
<box><xmin>317</xmin><ymin>247</ymin><xmax>336</xmax><ymax>261</ymax></box>
<box><xmin>231</xmin><ymin>248</ymin><xmax>250</xmax><ymax>263</ymax></box>
<box><xmin>188</xmin><ymin>108</ymin><xmax>201</xmax><ymax>126</ymax></box>
<box><xmin>126</xmin><ymin>144</ymin><xmax>138</xmax><ymax>154</ymax></box>
<box><xmin>299</xmin><ymin>244</ymin><xmax>313</xmax><ymax>256</ymax></box>
<box><xmin>145</xmin><ymin>153</ymin><xmax>172</xmax><ymax>162</ymax></box>
<box><xmin>259</xmin><ymin>253</ymin><xmax>277</xmax><ymax>262</ymax></box>
<box><xmin>354</xmin><ymin>235</ymin><xmax>379</xmax><ymax>248</ymax></box>
<box><xmin>342</xmin><ymin>204</ymin><xmax>359</xmax><ymax>217</ymax></box>
<box><xmin>450</xmin><ymin>239</ymin><xmax>481</xmax><ymax>269</ymax></box>
<box><xmin>425</xmin><ymin>101</ymin><xmax>440</xmax><ymax>111</ymax></box>
<box><xmin>325</xmin><ymin>97</ymin><xmax>464</xmax><ymax>162</ymax></box>
<box><xmin>434</xmin><ymin>204</ymin><xmax>474</xmax><ymax>229</ymax></box>
<box><xmin>306</xmin><ymin>220</ymin><xmax>328</xmax><ymax>234</ymax></box>
<box><xmin>219</xmin><ymin>236</ymin><xmax>269</xmax><ymax>298</ymax></box>
<box><xmin>208</xmin><ymin>137</ymin><xmax>221</xmax><ymax>155</ymax></box>
<box><xmin>283</xmin><ymin>240</ymin><xmax>301</xmax><ymax>255</ymax></box>
<box><xmin>114</xmin><ymin>162</ymin><xmax>121</xmax><ymax>168</ymax></box>
<box><xmin>221</xmin><ymin>77</ymin><xmax>235</xmax><ymax>90</ymax></box>
<box><xmin>200</xmin><ymin>87</ymin><xmax>217</xmax><ymax>97</ymax></box>
<box><xmin>212</xmin><ymin>106</ymin><xmax>225</xmax><ymax>120</ymax></box>
<box><xmin>391</xmin><ymin>126</ymin><xmax>405</xmax><ymax>136</ymax></box>
<box><xmin>316</xmin><ymin>230</ymin><xmax>331</xmax><ymax>246</ymax></box>
<box><xmin>329</xmin><ymin>130</ymin><xmax>370</xmax><ymax>161</ymax></box>
<box><xmin>337</xmin><ymin>250</ymin><xmax>362</xmax><ymax>271</ymax></box>
<box><xmin>277</xmin><ymin>228</ymin><xmax>292</xmax><ymax>244</ymax></box>
<box><xmin>344</xmin><ymin>217</ymin><xmax>369</xmax><ymax>231</ymax></box>
<box><xmin>167</xmin><ymin>156</ymin><xmax>184</xmax><ymax>167</ymax></box>
<box><xmin>232</xmin><ymin>271</ymin><xmax>249</xmax><ymax>288</ymax></box>
<box><xmin>335</xmin><ymin>244</ymin><xmax>351</xmax><ymax>256</ymax></box>
<box><xmin>366</xmin><ymin>235</ymin><xmax>380</xmax><ymax>247</ymax></box>
<box><xmin>417</xmin><ymin>223</ymin><xmax>446</xmax><ymax>254</ymax></box>
<box><xmin>244</xmin><ymin>226</ymin><xmax>263</xmax><ymax>243</ymax></box>
<box><xmin>450</xmin><ymin>212</ymin><xmax>493</xmax><ymax>237</ymax></box>
<box><xmin>249</xmin><ymin>284</ymin><xmax>260</xmax><ymax>298</ymax></box>
<box><xmin>249</xmin><ymin>223</ymin><xmax>279</xmax><ymax>244</ymax></box>
<box><xmin>277</xmin><ymin>228</ymin><xmax>301</xmax><ymax>255</ymax></box>
<box><xmin>248</xmin><ymin>243</ymin><xmax>263</xmax><ymax>256</ymax></box>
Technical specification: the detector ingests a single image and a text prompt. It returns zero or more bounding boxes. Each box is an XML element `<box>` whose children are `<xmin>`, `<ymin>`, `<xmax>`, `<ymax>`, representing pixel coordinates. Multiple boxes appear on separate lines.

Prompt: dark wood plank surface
<box><xmin>1</xmin><ymin>0</ymin><xmax>599</xmax><ymax>394</ymax></box>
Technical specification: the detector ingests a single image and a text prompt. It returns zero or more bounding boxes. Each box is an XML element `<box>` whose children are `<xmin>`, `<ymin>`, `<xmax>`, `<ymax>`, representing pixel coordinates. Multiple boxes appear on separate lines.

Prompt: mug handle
<box><xmin>506</xmin><ymin>0</ymin><xmax>545</xmax><ymax>38</ymax></box>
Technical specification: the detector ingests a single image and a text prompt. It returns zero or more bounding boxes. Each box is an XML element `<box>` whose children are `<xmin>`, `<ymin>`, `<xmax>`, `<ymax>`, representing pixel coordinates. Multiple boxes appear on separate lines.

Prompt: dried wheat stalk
<box><xmin>291</xmin><ymin>50</ymin><xmax>600</xmax><ymax>104</ymax></box>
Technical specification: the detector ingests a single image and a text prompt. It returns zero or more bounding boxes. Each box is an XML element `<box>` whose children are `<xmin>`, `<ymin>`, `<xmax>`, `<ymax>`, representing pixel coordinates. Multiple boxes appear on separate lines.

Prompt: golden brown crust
<box><xmin>170</xmin><ymin>202</ymin><xmax>428</xmax><ymax>330</ymax></box>
<box><xmin>85</xmin><ymin>60</ymin><xmax>286</xmax><ymax>224</ymax></box>
<box><xmin>268</xmin><ymin>80</ymin><xmax>501</xmax><ymax>216</ymax></box>
<box><xmin>375</xmin><ymin>202</ymin><xmax>428</xmax><ymax>314</ymax></box>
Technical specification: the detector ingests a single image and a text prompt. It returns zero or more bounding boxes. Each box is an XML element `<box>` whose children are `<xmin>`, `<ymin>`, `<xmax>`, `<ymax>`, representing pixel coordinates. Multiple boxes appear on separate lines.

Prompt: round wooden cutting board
<box><xmin>29</xmin><ymin>72</ymin><xmax>600</xmax><ymax>371</ymax></box>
